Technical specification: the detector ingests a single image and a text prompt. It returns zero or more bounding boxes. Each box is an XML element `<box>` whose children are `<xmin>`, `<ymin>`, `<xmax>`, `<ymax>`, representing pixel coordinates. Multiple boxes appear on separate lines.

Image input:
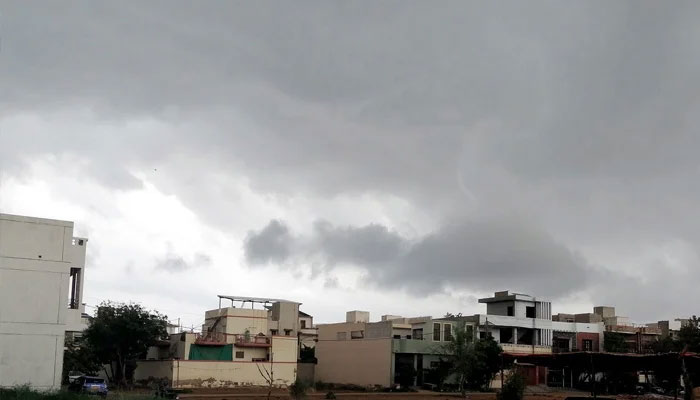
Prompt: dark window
<box><xmin>444</xmin><ymin>324</ymin><xmax>453</xmax><ymax>341</ymax></box>
<box><xmin>526</xmin><ymin>306</ymin><xmax>536</xmax><ymax>318</ymax></box>
<box><xmin>270</xmin><ymin>329</ymin><xmax>278</xmax><ymax>336</ymax></box>
<box><xmin>412</xmin><ymin>329</ymin><xmax>423</xmax><ymax>340</ymax></box>
<box><xmin>68</xmin><ymin>268</ymin><xmax>82</xmax><ymax>309</ymax></box>
<box><xmin>393</xmin><ymin>335</ymin><xmax>401</xmax><ymax>339</ymax></box>
<box><xmin>351</xmin><ymin>330</ymin><xmax>364</xmax><ymax>339</ymax></box>
<box><xmin>406</xmin><ymin>335</ymin><xmax>412</xmax><ymax>339</ymax></box>
<box><xmin>433</xmin><ymin>323</ymin><xmax>441</xmax><ymax>341</ymax></box>
<box><xmin>235</xmin><ymin>351</ymin><xmax>244</xmax><ymax>359</ymax></box>
<box><xmin>480</xmin><ymin>331</ymin><xmax>491</xmax><ymax>339</ymax></box>
<box><xmin>300</xmin><ymin>320</ymin><xmax>307</xmax><ymax>329</ymax></box>
<box><xmin>582</xmin><ymin>339</ymin><xmax>593</xmax><ymax>351</ymax></box>
<box><xmin>284</xmin><ymin>329</ymin><xmax>292</xmax><ymax>336</ymax></box>
<box><xmin>507</xmin><ymin>306</ymin><xmax>514</xmax><ymax>316</ymax></box>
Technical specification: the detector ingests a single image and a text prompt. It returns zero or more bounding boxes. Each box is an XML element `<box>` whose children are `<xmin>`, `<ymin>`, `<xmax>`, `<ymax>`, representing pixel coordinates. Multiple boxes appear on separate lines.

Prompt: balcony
<box><xmin>194</xmin><ymin>332</ymin><xmax>228</xmax><ymax>346</ymax></box>
<box><xmin>234</xmin><ymin>335</ymin><xmax>271</xmax><ymax>348</ymax></box>
<box><xmin>195</xmin><ymin>332</ymin><xmax>273</xmax><ymax>347</ymax></box>
<box><xmin>500</xmin><ymin>343</ymin><xmax>552</xmax><ymax>355</ymax></box>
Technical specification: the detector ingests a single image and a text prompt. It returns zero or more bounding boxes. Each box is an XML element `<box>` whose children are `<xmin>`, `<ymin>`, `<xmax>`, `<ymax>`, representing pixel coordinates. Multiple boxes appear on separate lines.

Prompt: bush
<box><xmin>499</xmin><ymin>372</ymin><xmax>526</xmax><ymax>400</ymax></box>
<box><xmin>289</xmin><ymin>378</ymin><xmax>309</xmax><ymax>399</ymax></box>
<box><xmin>0</xmin><ymin>386</ymin><xmax>93</xmax><ymax>400</ymax></box>
<box><xmin>324</xmin><ymin>392</ymin><xmax>337</xmax><ymax>399</ymax></box>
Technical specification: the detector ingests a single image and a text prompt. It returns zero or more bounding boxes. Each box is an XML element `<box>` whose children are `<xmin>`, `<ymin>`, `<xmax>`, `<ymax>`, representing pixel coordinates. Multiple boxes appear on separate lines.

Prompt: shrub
<box><xmin>289</xmin><ymin>378</ymin><xmax>309</xmax><ymax>399</ymax></box>
<box><xmin>324</xmin><ymin>392</ymin><xmax>337</xmax><ymax>399</ymax></box>
<box><xmin>499</xmin><ymin>372</ymin><xmax>526</xmax><ymax>400</ymax></box>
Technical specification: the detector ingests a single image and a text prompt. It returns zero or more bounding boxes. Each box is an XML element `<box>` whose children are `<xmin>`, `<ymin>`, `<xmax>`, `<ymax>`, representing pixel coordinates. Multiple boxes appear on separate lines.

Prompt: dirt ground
<box><xmin>179</xmin><ymin>390</ymin><xmax>588</xmax><ymax>400</ymax></box>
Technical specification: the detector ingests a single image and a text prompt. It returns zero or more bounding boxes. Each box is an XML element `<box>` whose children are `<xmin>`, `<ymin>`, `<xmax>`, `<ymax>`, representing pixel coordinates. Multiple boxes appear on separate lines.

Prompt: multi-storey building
<box><xmin>315</xmin><ymin>291</ymin><xmax>605</xmax><ymax>389</ymax></box>
<box><xmin>136</xmin><ymin>296</ymin><xmax>314</xmax><ymax>388</ymax></box>
<box><xmin>0</xmin><ymin>213</ymin><xmax>89</xmax><ymax>390</ymax></box>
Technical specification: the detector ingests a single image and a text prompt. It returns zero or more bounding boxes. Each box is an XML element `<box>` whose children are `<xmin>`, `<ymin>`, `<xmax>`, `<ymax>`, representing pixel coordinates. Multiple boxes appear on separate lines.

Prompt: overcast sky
<box><xmin>2</xmin><ymin>1</ymin><xmax>699</xmax><ymax>328</ymax></box>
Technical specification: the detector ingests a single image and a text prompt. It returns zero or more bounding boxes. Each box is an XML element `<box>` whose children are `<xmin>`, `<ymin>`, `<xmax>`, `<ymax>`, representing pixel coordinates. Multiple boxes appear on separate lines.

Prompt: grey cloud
<box><xmin>245</xmin><ymin>217</ymin><xmax>593</xmax><ymax>298</ymax></box>
<box><xmin>156</xmin><ymin>252</ymin><xmax>212</xmax><ymax>273</ymax></box>
<box><xmin>244</xmin><ymin>220</ymin><xmax>292</xmax><ymax>264</ymax></box>
<box><xmin>4</xmin><ymin>1</ymin><xmax>700</xmax><ymax>320</ymax></box>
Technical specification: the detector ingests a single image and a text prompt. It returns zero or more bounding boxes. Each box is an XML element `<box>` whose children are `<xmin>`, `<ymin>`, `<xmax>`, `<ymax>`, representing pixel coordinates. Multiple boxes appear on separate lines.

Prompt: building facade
<box><xmin>315</xmin><ymin>291</ymin><xmax>606</xmax><ymax>389</ymax></box>
<box><xmin>136</xmin><ymin>296</ymin><xmax>313</xmax><ymax>388</ymax></box>
<box><xmin>0</xmin><ymin>213</ymin><xmax>89</xmax><ymax>390</ymax></box>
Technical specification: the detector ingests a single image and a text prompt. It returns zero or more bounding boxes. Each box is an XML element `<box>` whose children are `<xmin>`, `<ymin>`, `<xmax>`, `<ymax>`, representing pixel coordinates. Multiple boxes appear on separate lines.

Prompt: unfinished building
<box><xmin>136</xmin><ymin>296</ymin><xmax>315</xmax><ymax>388</ymax></box>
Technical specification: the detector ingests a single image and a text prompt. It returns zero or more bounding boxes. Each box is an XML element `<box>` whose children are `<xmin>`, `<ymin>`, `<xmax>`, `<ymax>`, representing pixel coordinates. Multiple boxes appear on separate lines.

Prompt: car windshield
<box><xmin>84</xmin><ymin>378</ymin><xmax>104</xmax><ymax>384</ymax></box>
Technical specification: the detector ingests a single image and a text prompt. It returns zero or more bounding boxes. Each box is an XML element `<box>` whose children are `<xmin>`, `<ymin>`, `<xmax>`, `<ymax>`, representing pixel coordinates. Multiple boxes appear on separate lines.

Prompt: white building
<box><xmin>0</xmin><ymin>213</ymin><xmax>89</xmax><ymax>390</ymax></box>
<box><xmin>475</xmin><ymin>291</ymin><xmax>554</xmax><ymax>354</ymax></box>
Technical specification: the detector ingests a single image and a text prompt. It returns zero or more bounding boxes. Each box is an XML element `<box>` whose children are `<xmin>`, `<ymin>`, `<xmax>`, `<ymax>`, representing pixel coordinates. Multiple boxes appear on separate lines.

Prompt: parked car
<box><xmin>68</xmin><ymin>376</ymin><xmax>108</xmax><ymax>397</ymax></box>
<box><xmin>67</xmin><ymin>371</ymin><xmax>84</xmax><ymax>384</ymax></box>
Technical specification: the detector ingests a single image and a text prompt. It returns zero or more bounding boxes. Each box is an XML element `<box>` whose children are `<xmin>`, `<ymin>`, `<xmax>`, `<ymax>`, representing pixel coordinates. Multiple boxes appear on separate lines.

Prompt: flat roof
<box><xmin>218</xmin><ymin>295</ymin><xmax>300</xmax><ymax>304</ymax></box>
<box><xmin>0</xmin><ymin>213</ymin><xmax>74</xmax><ymax>227</ymax></box>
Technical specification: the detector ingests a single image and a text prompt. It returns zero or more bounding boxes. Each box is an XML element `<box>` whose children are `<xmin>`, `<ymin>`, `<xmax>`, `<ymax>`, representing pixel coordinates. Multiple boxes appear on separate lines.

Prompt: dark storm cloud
<box><xmin>3</xmin><ymin>1</ymin><xmax>700</xmax><ymax>319</ymax></box>
<box><xmin>156</xmin><ymin>252</ymin><xmax>212</xmax><ymax>273</ymax></box>
<box><xmin>245</xmin><ymin>217</ymin><xmax>592</xmax><ymax>298</ymax></box>
<box><xmin>244</xmin><ymin>220</ymin><xmax>292</xmax><ymax>264</ymax></box>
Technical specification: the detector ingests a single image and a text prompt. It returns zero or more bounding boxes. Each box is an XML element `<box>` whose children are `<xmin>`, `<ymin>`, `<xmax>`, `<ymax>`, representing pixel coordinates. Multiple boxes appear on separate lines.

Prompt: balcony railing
<box><xmin>500</xmin><ymin>343</ymin><xmax>552</xmax><ymax>355</ymax></box>
<box><xmin>235</xmin><ymin>335</ymin><xmax>271</xmax><ymax>347</ymax></box>
<box><xmin>194</xmin><ymin>332</ymin><xmax>272</xmax><ymax>347</ymax></box>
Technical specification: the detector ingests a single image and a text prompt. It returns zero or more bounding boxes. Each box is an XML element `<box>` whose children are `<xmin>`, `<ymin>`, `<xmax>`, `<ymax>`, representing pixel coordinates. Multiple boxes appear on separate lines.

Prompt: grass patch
<box><xmin>0</xmin><ymin>387</ymin><xmax>154</xmax><ymax>400</ymax></box>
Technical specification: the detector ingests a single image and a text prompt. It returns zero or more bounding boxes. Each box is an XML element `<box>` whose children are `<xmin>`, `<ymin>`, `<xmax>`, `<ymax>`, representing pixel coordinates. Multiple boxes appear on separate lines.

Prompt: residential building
<box><xmin>0</xmin><ymin>213</ymin><xmax>89</xmax><ymax>390</ymax></box>
<box><xmin>647</xmin><ymin>319</ymin><xmax>689</xmax><ymax>339</ymax></box>
<box><xmin>315</xmin><ymin>291</ymin><xmax>612</xmax><ymax>388</ymax></box>
<box><xmin>298</xmin><ymin>311</ymin><xmax>318</xmax><ymax>349</ymax></box>
<box><xmin>594</xmin><ymin>306</ymin><xmax>661</xmax><ymax>353</ymax></box>
<box><xmin>315</xmin><ymin>310</ymin><xmax>473</xmax><ymax>388</ymax></box>
<box><xmin>135</xmin><ymin>296</ymin><xmax>310</xmax><ymax>388</ymax></box>
<box><xmin>475</xmin><ymin>291</ymin><xmax>554</xmax><ymax>355</ymax></box>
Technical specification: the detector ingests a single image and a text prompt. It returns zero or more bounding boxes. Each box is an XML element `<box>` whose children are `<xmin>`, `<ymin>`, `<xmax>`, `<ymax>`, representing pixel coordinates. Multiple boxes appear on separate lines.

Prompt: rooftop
<box><xmin>218</xmin><ymin>295</ymin><xmax>301</xmax><ymax>305</ymax></box>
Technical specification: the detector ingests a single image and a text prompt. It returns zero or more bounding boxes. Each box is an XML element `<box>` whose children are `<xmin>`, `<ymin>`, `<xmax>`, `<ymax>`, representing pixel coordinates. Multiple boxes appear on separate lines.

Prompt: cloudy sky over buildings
<box><xmin>2</xmin><ymin>1</ymin><xmax>700</xmax><ymax>327</ymax></box>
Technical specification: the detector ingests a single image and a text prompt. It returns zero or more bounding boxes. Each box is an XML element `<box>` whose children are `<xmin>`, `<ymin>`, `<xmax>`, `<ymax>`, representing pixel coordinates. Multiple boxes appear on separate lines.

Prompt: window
<box><xmin>480</xmin><ymin>331</ymin><xmax>491</xmax><ymax>339</ymax></box>
<box><xmin>433</xmin><ymin>323</ymin><xmax>441</xmax><ymax>341</ymax></box>
<box><xmin>465</xmin><ymin>325</ymin><xmax>474</xmax><ymax>338</ymax></box>
<box><xmin>235</xmin><ymin>351</ymin><xmax>244</xmax><ymax>359</ymax></box>
<box><xmin>582</xmin><ymin>339</ymin><xmax>593</xmax><ymax>351</ymax></box>
<box><xmin>337</xmin><ymin>332</ymin><xmax>347</xmax><ymax>340</ymax></box>
<box><xmin>284</xmin><ymin>329</ymin><xmax>292</xmax><ymax>336</ymax></box>
<box><xmin>393</xmin><ymin>335</ymin><xmax>401</xmax><ymax>339</ymax></box>
<box><xmin>406</xmin><ymin>335</ymin><xmax>411</xmax><ymax>339</ymax></box>
<box><xmin>68</xmin><ymin>268</ymin><xmax>82</xmax><ymax>309</ymax></box>
<box><xmin>270</xmin><ymin>329</ymin><xmax>278</xmax><ymax>336</ymax></box>
<box><xmin>444</xmin><ymin>324</ymin><xmax>453</xmax><ymax>341</ymax></box>
<box><xmin>412</xmin><ymin>329</ymin><xmax>423</xmax><ymax>340</ymax></box>
<box><xmin>507</xmin><ymin>306</ymin><xmax>514</xmax><ymax>316</ymax></box>
<box><xmin>526</xmin><ymin>306</ymin><xmax>536</xmax><ymax>318</ymax></box>
<box><xmin>351</xmin><ymin>330</ymin><xmax>364</xmax><ymax>339</ymax></box>
<box><xmin>300</xmin><ymin>320</ymin><xmax>307</xmax><ymax>329</ymax></box>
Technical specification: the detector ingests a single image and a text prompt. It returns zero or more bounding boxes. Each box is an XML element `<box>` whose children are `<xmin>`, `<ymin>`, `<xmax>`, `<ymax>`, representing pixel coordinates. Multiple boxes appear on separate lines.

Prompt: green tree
<box><xmin>62</xmin><ymin>338</ymin><xmax>101</xmax><ymax>384</ymax></box>
<box><xmin>83</xmin><ymin>302</ymin><xmax>168</xmax><ymax>386</ymax></box>
<box><xmin>499</xmin><ymin>372</ymin><xmax>526</xmax><ymax>400</ymax></box>
<box><xmin>441</xmin><ymin>324</ymin><xmax>502</xmax><ymax>396</ymax></box>
<box><xmin>679</xmin><ymin>316</ymin><xmax>700</xmax><ymax>352</ymax></box>
<box><xmin>604</xmin><ymin>332</ymin><xmax>629</xmax><ymax>353</ymax></box>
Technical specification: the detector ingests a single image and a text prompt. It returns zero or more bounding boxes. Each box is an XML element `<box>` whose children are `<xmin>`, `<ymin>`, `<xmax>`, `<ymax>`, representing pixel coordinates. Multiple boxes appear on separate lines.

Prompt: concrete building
<box><xmin>593</xmin><ymin>306</ymin><xmax>661</xmax><ymax>353</ymax></box>
<box><xmin>315</xmin><ymin>310</ymin><xmax>472</xmax><ymax>388</ymax></box>
<box><xmin>315</xmin><ymin>291</ymin><xmax>608</xmax><ymax>389</ymax></box>
<box><xmin>0</xmin><ymin>213</ymin><xmax>89</xmax><ymax>390</ymax></box>
<box><xmin>647</xmin><ymin>319</ymin><xmax>689</xmax><ymax>339</ymax></box>
<box><xmin>298</xmin><ymin>311</ymin><xmax>317</xmax><ymax>349</ymax></box>
<box><xmin>135</xmin><ymin>296</ymin><xmax>311</xmax><ymax>388</ymax></box>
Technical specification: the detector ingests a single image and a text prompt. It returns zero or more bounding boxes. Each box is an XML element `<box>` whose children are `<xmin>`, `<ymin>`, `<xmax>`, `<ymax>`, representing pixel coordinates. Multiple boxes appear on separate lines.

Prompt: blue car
<box><xmin>69</xmin><ymin>376</ymin><xmax>108</xmax><ymax>397</ymax></box>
